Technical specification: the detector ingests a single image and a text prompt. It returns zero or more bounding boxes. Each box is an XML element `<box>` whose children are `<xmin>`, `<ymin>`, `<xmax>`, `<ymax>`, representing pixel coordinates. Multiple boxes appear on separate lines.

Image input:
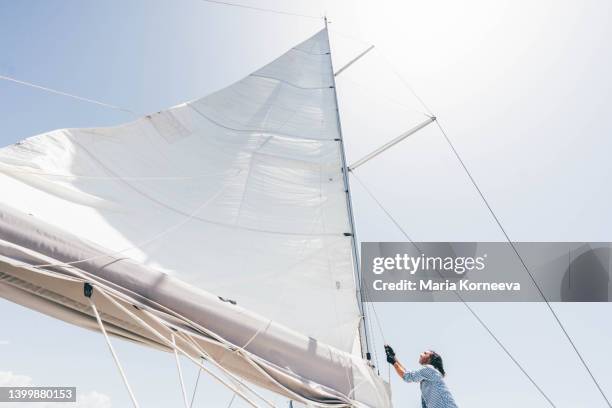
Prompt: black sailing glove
<box><xmin>384</xmin><ymin>344</ymin><xmax>396</xmax><ymax>364</ymax></box>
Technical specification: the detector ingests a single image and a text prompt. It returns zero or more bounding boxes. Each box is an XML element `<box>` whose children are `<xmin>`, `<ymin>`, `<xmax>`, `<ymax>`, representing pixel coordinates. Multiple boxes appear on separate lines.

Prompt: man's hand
<box><xmin>384</xmin><ymin>344</ymin><xmax>396</xmax><ymax>364</ymax></box>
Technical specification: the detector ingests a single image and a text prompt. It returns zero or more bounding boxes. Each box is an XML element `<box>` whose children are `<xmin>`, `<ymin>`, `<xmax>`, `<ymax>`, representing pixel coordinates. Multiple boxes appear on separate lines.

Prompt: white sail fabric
<box><xmin>0</xmin><ymin>29</ymin><xmax>361</xmax><ymax>353</ymax></box>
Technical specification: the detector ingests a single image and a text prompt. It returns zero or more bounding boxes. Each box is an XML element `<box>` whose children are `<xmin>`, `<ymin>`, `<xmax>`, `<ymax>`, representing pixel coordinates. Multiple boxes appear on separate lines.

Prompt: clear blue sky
<box><xmin>1</xmin><ymin>1</ymin><xmax>612</xmax><ymax>407</ymax></box>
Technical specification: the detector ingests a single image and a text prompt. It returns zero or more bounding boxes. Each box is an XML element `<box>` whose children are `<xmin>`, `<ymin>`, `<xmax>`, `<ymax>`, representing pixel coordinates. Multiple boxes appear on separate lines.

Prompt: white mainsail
<box><xmin>0</xmin><ymin>28</ymin><xmax>391</xmax><ymax>407</ymax></box>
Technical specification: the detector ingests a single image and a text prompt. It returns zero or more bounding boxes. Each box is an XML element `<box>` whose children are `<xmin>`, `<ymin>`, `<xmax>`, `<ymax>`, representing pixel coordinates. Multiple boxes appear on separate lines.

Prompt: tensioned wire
<box><xmin>0</xmin><ymin>75</ymin><xmax>138</xmax><ymax>115</ymax></box>
<box><xmin>1</xmin><ymin>190</ymin><xmax>350</xmax><ymax>406</ymax></box>
<box><xmin>2</xmin><ymin>41</ymin><xmax>555</xmax><ymax>406</ymax></box>
<box><xmin>0</xmin><ymin>44</ymin><xmax>544</xmax><ymax>402</ymax></box>
<box><xmin>189</xmin><ymin>358</ymin><xmax>204</xmax><ymax>408</ymax></box>
<box><xmin>197</xmin><ymin>0</ymin><xmax>321</xmax><ymax>20</ymax></box>
<box><xmin>172</xmin><ymin>333</ymin><xmax>191</xmax><ymax>408</ymax></box>
<box><xmin>96</xmin><ymin>288</ymin><xmax>271</xmax><ymax>408</ymax></box>
<box><xmin>339</xmin><ymin>75</ymin><xmax>431</xmax><ymax>118</ymax></box>
<box><xmin>1</xmin><ymin>36</ymin><xmax>362</xmax><ymax>407</ymax></box>
<box><xmin>351</xmin><ymin>167</ymin><xmax>552</xmax><ymax>400</ymax></box>
<box><xmin>370</xmin><ymin>46</ymin><xmax>611</xmax><ymax>407</ymax></box>
<box><xmin>327</xmin><ymin>29</ymin><xmax>555</xmax><ymax>402</ymax></box>
<box><xmin>436</xmin><ymin>119</ymin><xmax>611</xmax><ymax>408</ymax></box>
<box><xmin>330</xmin><ymin>25</ymin><xmax>609</xmax><ymax>404</ymax></box>
<box><xmin>350</xmin><ymin>171</ymin><xmax>556</xmax><ymax>407</ymax></box>
<box><xmin>225</xmin><ymin>393</ymin><xmax>237</xmax><ymax>408</ymax></box>
<box><xmin>0</xmin><ymin>49</ymin><xmax>369</xmax><ymax>381</ymax></box>
<box><xmin>65</xmin><ymin>261</ymin><xmax>284</xmax><ymax>408</ymax></box>
<box><xmin>88</xmin><ymin>298</ymin><xmax>141</xmax><ymax>408</ymax></box>
<box><xmin>0</xmin><ymin>18</ymin><xmax>591</xmax><ymax>406</ymax></box>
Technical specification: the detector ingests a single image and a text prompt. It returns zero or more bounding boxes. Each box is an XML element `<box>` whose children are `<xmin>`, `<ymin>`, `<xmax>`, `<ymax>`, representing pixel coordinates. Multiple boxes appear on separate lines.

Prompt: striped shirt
<box><xmin>402</xmin><ymin>365</ymin><xmax>458</xmax><ymax>408</ymax></box>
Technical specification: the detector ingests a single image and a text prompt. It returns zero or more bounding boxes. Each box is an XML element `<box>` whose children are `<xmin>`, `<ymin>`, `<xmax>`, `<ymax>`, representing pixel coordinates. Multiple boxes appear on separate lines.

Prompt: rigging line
<box><xmin>189</xmin><ymin>360</ymin><xmax>203</xmax><ymax>408</ymax></box>
<box><xmin>372</xmin><ymin>50</ymin><xmax>435</xmax><ymax>117</ymax></box>
<box><xmin>198</xmin><ymin>0</ymin><xmax>321</xmax><ymax>19</ymax></box>
<box><xmin>165</xmin><ymin>326</ymin><xmax>278</xmax><ymax>408</ymax></box>
<box><xmin>366</xmin><ymin>302</ymin><xmax>385</xmax><ymax>373</ymax></box>
<box><xmin>87</xmin><ymin>298</ymin><xmax>141</xmax><ymax>408</ymax></box>
<box><xmin>350</xmin><ymin>171</ymin><xmax>414</xmax><ymax>244</ymax></box>
<box><xmin>349</xmin><ymin>171</ymin><xmax>557</xmax><ymax>407</ymax></box>
<box><xmin>387</xmin><ymin>356</ymin><xmax>391</xmax><ymax>387</ymax></box>
<box><xmin>220</xmin><ymin>319</ymin><xmax>272</xmax><ymax>365</ymax></box>
<box><xmin>327</xmin><ymin>29</ymin><xmax>430</xmax><ymax>118</ymax></box>
<box><xmin>355</xmin><ymin>255</ymin><xmax>386</xmax><ymax>346</ymax></box>
<box><xmin>372</xmin><ymin>44</ymin><xmax>610</xmax><ymax>405</ymax></box>
<box><xmin>339</xmin><ymin>76</ymin><xmax>430</xmax><ymax>117</ymax></box>
<box><xmin>434</xmin><ymin>120</ymin><xmax>612</xmax><ymax>408</ymax></box>
<box><xmin>97</xmin><ymin>288</ymin><xmax>266</xmax><ymax>408</ymax></box>
<box><xmin>360</xmin><ymin>261</ymin><xmax>392</xmax><ymax>383</ymax></box>
<box><xmin>362</xmin><ymin>287</ymin><xmax>386</xmax><ymax>346</ymax></box>
<box><xmin>172</xmin><ymin>334</ymin><xmax>191</xmax><ymax>408</ymax></box>
<box><xmin>31</xmin><ymin>258</ymin><xmax>249</xmax><ymax>383</ymax></box>
<box><xmin>352</xmin><ymin>237</ymin><xmax>386</xmax><ymax>373</ymax></box>
<box><xmin>358</xmin><ymin>291</ymin><xmax>380</xmax><ymax>369</ymax></box>
<box><xmin>61</xmin><ymin>256</ymin><xmax>276</xmax><ymax>407</ymax></box>
<box><xmin>0</xmin><ymin>74</ymin><xmax>137</xmax><ymax>115</ymax></box>
<box><xmin>49</xmin><ymin>258</ymin><xmax>332</xmax><ymax>408</ymax></box>
<box><xmin>30</xmin><ymin>254</ymin><xmax>318</xmax><ymax>408</ymax></box>
<box><xmin>327</xmin><ymin>29</ymin><xmax>372</xmax><ymax>47</ymax></box>
<box><xmin>364</xmin><ymin>296</ymin><xmax>382</xmax><ymax>376</ymax></box>
<box><xmin>177</xmin><ymin>335</ymin><xmax>323</xmax><ymax>408</ymax></box>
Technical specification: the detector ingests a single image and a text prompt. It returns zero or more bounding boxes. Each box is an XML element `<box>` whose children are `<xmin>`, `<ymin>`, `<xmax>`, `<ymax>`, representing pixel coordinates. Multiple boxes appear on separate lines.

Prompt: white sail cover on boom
<box><xmin>0</xmin><ymin>28</ymin><xmax>391</xmax><ymax>407</ymax></box>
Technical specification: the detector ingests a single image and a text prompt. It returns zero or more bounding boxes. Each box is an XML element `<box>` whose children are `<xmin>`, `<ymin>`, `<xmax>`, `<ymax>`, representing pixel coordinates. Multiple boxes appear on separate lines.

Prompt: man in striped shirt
<box><xmin>385</xmin><ymin>345</ymin><xmax>459</xmax><ymax>408</ymax></box>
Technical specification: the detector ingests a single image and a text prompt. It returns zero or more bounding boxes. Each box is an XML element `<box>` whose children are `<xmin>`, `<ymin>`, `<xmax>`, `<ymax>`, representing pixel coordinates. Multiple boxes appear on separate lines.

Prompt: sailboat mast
<box><xmin>324</xmin><ymin>17</ymin><xmax>372</xmax><ymax>361</ymax></box>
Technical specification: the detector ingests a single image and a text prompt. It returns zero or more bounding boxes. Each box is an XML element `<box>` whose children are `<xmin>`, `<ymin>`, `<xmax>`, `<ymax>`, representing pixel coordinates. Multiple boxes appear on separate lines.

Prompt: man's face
<box><xmin>419</xmin><ymin>351</ymin><xmax>432</xmax><ymax>364</ymax></box>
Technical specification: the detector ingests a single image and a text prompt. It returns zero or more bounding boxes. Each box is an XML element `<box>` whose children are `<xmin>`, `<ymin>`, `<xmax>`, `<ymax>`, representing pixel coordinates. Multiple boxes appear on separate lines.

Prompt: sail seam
<box><xmin>71</xmin><ymin>138</ymin><xmax>345</xmax><ymax>238</ymax></box>
<box><xmin>187</xmin><ymin>103</ymin><xmax>335</xmax><ymax>142</ymax></box>
<box><xmin>291</xmin><ymin>47</ymin><xmax>330</xmax><ymax>56</ymax></box>
<box><xmin>250</xmin><ymin>74</ymin><xmax>332</xmax><ymax>90</ymax></box>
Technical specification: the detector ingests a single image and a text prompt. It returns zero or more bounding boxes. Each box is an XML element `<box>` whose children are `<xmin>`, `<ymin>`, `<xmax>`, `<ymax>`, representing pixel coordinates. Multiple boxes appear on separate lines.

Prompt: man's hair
<box><xmin>428</xmin><ymin>351</ymin><xmax>445</xmax><ymax>377</ymax></box>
